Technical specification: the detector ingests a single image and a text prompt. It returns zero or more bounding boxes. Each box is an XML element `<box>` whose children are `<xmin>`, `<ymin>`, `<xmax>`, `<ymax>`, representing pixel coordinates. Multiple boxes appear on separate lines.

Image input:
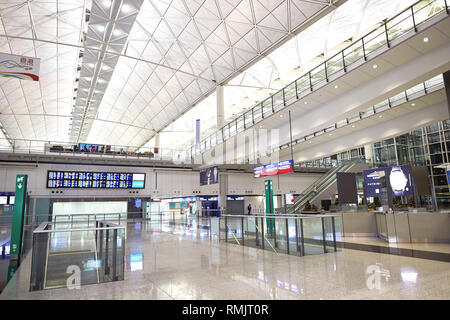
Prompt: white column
<box><xmin>216</xmin><ymin>85</ymin><xmax>225</xmax><ymax>128</ymax></box>
<box><xmin>364</xmin><ymin>144</ymin><xmax>374</xmax><ymax>165</ymax></box>
<box><xmin>154</xmin><ymin>133</ymin><xmax>160</xmax><ymax>157</ymax></box>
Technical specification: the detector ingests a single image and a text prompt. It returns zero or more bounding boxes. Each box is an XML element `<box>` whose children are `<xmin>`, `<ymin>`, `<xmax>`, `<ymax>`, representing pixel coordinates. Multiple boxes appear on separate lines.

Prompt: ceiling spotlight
<box><xmin>351</xmin><ymin>125</ymin><xmax>355</xmax><ymax>128</ymax></box>
<box><xmin>304</xmin><ymin>101</ymin><xmax>308</xmax><ymax>105</ymax></box>
<box><xmin>423</xmin><ymin>37</ymin><xmax>429</xmax><ymax>42</ymax></box>
<box><xmin>379</xmin><ymin>115</ymin><xmax>383</xmax><ymax>118</ymax></box>
<box><xmin>334</xmin><ymin>85</ymin><xmax>338</xmax><ymax>89</ymax></box>
<box><xmin>411</xmin><ymin>103</ymin><xmax>416</xmax><ymax>106</ymax></box>
<box><xmin>372</xmin><ymin>64</ymin><xmax>378</xmax><ymax>69</ymax></box>
<box><xmin>309</xmin><ymin>141</ymin><xmax>312</xmax><ymax>144</ymax></box>
<box><xmin>328</xmin><ymin>133</ymin><xmax>332</xmax><ymax>136</ymax></box>
<box><xmin>280</xmin><ymin>115</ymin><xmax>283</xmax><ymax>118</ymax></box>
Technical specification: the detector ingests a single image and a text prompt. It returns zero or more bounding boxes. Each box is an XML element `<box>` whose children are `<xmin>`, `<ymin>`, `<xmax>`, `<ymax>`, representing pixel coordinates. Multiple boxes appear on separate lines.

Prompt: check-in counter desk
<box><xmin>336</xmin><ymin>211</ymin><xmax>450</xmax><ymax>243</ymax></box>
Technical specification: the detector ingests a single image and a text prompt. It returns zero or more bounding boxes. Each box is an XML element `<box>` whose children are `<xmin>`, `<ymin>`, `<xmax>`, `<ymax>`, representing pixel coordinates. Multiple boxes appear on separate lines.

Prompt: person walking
<box><xmin>247</xmin><ymin>203</ymin><xmax>252</xmax><ymax>215</ymax></box>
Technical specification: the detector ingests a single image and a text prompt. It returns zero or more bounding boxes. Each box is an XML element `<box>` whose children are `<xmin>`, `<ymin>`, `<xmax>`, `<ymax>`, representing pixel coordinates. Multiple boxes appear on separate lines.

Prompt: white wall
<box><xmin>0</xmin><ymin>163</ymin><xmax>323</xmax><ymax>198</ymax></box>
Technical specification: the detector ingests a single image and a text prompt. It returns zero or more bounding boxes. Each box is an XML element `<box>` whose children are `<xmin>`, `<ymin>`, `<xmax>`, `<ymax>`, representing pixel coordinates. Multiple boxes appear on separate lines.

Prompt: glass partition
<box><xmin>29</xmin><ymin>221</ymin><xmax>125</xmax><ymax>291</ymax></box>
<box><xmin>221</xmin><ymin>214</ymin><xmax>341</xmax><ymax>258</ymax></box>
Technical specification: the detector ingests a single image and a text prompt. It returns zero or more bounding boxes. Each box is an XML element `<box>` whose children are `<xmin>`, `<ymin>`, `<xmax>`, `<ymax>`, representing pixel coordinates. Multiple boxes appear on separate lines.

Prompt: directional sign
<box><xmin>10</xmin><ymin>175</ymin><xmax>28</xmax><ymax>259</ymax></box>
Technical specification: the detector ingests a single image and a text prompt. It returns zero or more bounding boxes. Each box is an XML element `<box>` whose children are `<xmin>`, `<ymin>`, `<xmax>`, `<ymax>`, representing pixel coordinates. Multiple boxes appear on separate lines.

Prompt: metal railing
<box><xmin>274</xmin><ymin>75</ymin><xmax>444</xmax><ymax>155</ymax></box>
<box><xmin>0</xmin><ymin>138</ymin><xmax>188</xmax><ymax>162</ymax></box>
<box><xmin>188</xmin><ymin>0</ymin><xmax>449</xmax><ymax>159</ymax></box>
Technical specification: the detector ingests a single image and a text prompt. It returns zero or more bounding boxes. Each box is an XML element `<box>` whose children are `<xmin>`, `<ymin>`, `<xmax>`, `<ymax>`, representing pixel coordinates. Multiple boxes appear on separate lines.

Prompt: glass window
<box><xmin>430</xmin><ymin>154</ymin><xmax>443</xmax><ymax>164</ymax></box>
<box><xmin>429</xmin><ymin>143</ymin><xmax>442</xmax><ymax>154</ymax></box>
<box><xmin>426</xmin><ymin>123</ymin><xmax>439</xmax><ymax>133</ymax></box>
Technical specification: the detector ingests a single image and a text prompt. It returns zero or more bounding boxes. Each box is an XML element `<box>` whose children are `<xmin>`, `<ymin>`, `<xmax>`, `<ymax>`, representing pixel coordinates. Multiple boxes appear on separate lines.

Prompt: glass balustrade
<box><xmin>29</xmin><ymin>221</ymin><xmax>125</xmax><ymax>291</ymax></box>
<box><xmin>220</xmin><ymin>214</ymin><xmax>340</xmax><ymax>257</ymax></box>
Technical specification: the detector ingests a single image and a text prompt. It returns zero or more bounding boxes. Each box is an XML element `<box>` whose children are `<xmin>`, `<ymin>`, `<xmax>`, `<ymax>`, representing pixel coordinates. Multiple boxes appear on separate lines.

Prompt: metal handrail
<box><xmin>33</xmin><ymin>221</ymin><xmax>124</xmax><ymax>233</ymax></box>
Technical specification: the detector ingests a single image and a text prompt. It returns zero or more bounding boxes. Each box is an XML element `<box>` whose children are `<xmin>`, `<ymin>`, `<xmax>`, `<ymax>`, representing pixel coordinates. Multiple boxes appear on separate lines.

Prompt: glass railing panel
<box><xmin>30</xmin><ymin>222</ymin><xmax>125</xmax><ymax>291</ymax></box>
<box><xmin>223</xmin><ymin>125</ymin><xmax>230</xmax><ymax>140</ymax></box>
<box><xmin>414</xmin><ymin>0</ymin><xmax>445</xmax><ymax>27</ymax></box>
<box><xmin>342</xmin><ymin>39</ymin><xmax>364</xmax><ymax>67</ymax></box>
<box><xmin>243</xmin><ymin>216</ymin><xmax>257</xmax><ymax>248</ymax></box>
<box><xmin>236</xmin><ymin>116</ymin><xmax>244</xmax><ymax>132</ymax></box>
<box><xmin>310</xmin><ymin>63</ymin><xmax>326</xmax><ymax>87</ymax></box>
<box><xmin>364</xmin><ymin>27</ymin><xmax>387</xmax><ymax>56</ymax></box>
<box><xmin>244</xmin><ymin>110</ymin><xmax>253</xmax><ymax>127</ymax></box>
<box><xmin>301</xmin><ymin>217</ymin><xmax>326</xmax><ymax>256</ymax></box>
<box><xmin>273</xmin><ymin>218</ymin><xmax>288</xmax><ymax>253</ymax></box>
<box><xmin>262</xmin><ymin>98</ymin><xmax>272</xmax><ymax>116</ymax></box>
<box><xmin>284</xmin><ymin>82</ymin><xmax>296</xmax><ymax>102</ymax></box>
<box><xmin>263</xmin><ymin>216</ymin><xmax>276</xmax><ymax>251</ymax></box>
<box><xmin>386</xmin><ymin>8</ymin><xmax>414</xmax><ymax>42</ymax></box>
<box><xmin>287</xmin><ymin>218</ymin><xmax>301</xmax><ymax>256</ymax></box>
<box><xmin>326</xmin><ymin>53</ymin><xmax>344</xmax><ymax>77</ymax></box>
<box><xmin>322</xmin><ymin>216</ymin><xmax>339</xmax><ymax>253</ymax></box>
<box><xmin>273</xmin><ymin>91</ymin><xmax>284</xmax><ymax>111</ymax></box>
<box><xmin>296</xmin><ymin>75</ymin><xmax>311</xmax><ymax>97</ymax></box>
<box><xmin>253</xmin><ymin>104</ymin><xmax>263</xmax><ymax>122</ymax></box>
<box><xmin>229</xmin><ymin>121</ymin><xmax>237</xmax><ymax>137</ymax></box>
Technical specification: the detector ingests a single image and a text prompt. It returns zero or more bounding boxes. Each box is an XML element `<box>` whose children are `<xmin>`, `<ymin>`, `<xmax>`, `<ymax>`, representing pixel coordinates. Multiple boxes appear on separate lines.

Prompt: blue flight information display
<box><xmin>47</xmin><ymin>171</ymin><xmax>145</xmax><ymax>189</ymax></box>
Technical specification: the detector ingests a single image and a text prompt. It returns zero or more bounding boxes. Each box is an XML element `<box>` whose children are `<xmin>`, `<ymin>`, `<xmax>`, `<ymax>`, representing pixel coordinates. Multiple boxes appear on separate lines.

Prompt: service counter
<box><xmin>336</xmin><ymin>211</ymin><xmax>450</xmax><ymax>243</ymax></box>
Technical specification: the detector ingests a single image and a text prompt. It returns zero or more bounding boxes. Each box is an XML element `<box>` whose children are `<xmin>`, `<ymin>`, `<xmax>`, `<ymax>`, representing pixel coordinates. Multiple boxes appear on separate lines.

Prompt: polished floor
<box><xmin>1</xmin><ymin>219</ymin><xmax>449</xmax><ymax>300</ymax></box>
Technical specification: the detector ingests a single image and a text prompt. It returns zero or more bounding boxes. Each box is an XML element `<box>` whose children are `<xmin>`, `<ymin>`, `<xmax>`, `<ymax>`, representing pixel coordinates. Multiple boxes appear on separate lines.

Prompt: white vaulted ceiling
<box><xmin>0</xmin><ymin>0</ymin><xmax>336</xmax><ymax>148</ymax></box>
<box><xmin>0</xmin><ymin>0</ymin><xmax>85</xmax><ymax>146</ymax></box>
<box><xmin>86</xmin><ymin>0</ymin><xmax>335</xmax><ymax>147</ymax></box>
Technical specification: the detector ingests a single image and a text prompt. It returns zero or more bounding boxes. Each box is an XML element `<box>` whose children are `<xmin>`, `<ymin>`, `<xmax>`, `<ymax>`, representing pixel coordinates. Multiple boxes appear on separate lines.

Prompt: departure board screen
<box><xmin>47</xmin><ymin>171</ymin><xmax>145</xmax><ymax>189</ymax></box>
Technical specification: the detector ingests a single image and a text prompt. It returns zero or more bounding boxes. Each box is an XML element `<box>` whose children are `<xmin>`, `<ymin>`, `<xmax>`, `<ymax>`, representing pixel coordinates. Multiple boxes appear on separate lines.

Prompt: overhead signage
<box><xmin>47</xmin><ymin>171</ymin><xmax>145</xmax><ymax>189</ymax></box>
<box><xmin>0</xmin><ymin>52</ymin><xmax>40</xmax><ymax>81</ymax></box>
<box><xmin>200</xmin><ymin>166</ymin><xmax>219</xmax><ymax>186</ymax></box>
<box><xmin>254</xmin><ymin>160</ymin><xmax>293</xmax><ymax>178</ymax></box>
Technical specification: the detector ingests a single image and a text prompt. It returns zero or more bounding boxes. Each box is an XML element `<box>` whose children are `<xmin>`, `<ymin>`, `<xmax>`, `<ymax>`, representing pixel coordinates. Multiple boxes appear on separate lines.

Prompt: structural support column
<box><xmin>216</xmin><ymin>85</ymin><xmax>225</xmax><ymax>128</ymax></box>
<box><xmin>218</xmin><ymin>173</ymin><xmax>228</xmax><ymax>216</ymax></box>
<box><xmin>154</xmin><ymin>133</ymin><xmax>160</xmax><ymax>155</ymax></box>
<box><xmin>364</xmin><ymin>144</ymin><xmax>374</xmax><ymax>164</ymax></box>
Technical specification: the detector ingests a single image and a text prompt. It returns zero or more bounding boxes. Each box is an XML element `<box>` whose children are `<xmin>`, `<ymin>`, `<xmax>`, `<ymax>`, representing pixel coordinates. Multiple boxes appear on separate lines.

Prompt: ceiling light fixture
<box><xmin>334</xmin><ymin>85</ymin><xmax>338</xmax><ymax>89</ymax></box>
<box><xmin>379</xmin><ymin>115</ymin><xmax>383</xmax><ymax>118</ymax></box>
<box><xmin>411</xmin><ymin>103</ymin><xmax>416</xmax><ymax>106</ymax></box>
<box><xmin>351</xmin><ymin>125</ymin><xmax>355</xmax><ymax>128</ymax></box>
<box><xmin>423</xmin><ymin>37</ymin><xmax>429</xmax><ymax>42</ymax></box>
<box><xmin>96</xmin><ymin>25</ymin><xmax>105</xmax><ymax>32</ymax></box>
<box><xmin>304</xmin><ymin>101</ymin><xmax>307</xmax><ymax>105</ymax></box>
<box><xmin>373</xmin><ymin>64</ymin><xmax>378</xmax><ymax>69</ymax></box>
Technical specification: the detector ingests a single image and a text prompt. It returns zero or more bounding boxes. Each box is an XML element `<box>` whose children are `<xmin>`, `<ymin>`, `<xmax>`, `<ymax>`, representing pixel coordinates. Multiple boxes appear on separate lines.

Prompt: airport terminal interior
<box><xmin>0</xmin><ymin>0</ymin><xmax>449</xmax><ymax>301</ymax></box>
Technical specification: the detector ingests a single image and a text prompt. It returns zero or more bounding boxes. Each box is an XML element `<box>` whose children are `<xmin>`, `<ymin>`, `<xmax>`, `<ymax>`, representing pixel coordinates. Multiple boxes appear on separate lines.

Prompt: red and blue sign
<box><xmin>254</xmin><ymin>160</ymin><xmax>293</xmax><ymax>178</ymax></box>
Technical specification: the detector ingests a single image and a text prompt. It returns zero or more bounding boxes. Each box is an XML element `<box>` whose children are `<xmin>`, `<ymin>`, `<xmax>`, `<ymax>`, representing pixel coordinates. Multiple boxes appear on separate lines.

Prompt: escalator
<box><xmin>287</xmin><ymin>161</ymin><xmax>367</xmax><ymax>213</ymax></box>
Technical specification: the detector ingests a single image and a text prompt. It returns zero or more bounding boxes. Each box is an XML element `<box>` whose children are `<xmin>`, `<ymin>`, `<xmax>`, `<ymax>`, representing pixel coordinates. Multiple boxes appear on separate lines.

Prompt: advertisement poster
<box><xmin>364</xmin><ymin>165</ymin><xmax>413</xmax><ymax>197</ymax></box>
<box><xmin>387</xmin><ymin>165</ymin><xmax>413</xmax><ymax>196</ymax></box>
<box><xmin>363</xmin><ymin>168</ymin><xmax>386</xmax><ymax>197</ymax></box>
<box><xmin>253</xmin><ymin>160</ymin><xmax>293</xmax><ymax>178</ymax></box>
<box><xmin>200</xmin><ymin>166</ymin><xmax>219</xmax><ymax>186</ymax></box>
<box><xmin>0</xmin><ymin>52</ymin><xmax>40</xmax><ymax>81</ymax></box>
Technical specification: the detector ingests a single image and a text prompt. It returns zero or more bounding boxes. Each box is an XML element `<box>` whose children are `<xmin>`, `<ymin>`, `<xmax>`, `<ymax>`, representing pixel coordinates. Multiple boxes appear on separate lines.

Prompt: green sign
<box><xmin>264</xmin><ymin>179</ymin><xmax>274</xmax><ymax>235</ymax></box>
<box><xmin>10</xmin><ymin>174</ymin><xmax>28</xmax><ymax>259</ymax></box>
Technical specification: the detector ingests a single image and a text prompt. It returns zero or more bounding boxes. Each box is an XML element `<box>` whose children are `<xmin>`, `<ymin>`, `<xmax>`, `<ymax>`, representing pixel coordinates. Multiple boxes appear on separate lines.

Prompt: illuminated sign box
<box><xmin>47</xmin><ymin>171</ymin><xmax>145</xmax><ymax>189</ymax></box>
<box><xmin>254</xmin><ymin>160</ymin><xmax>293</xmax><ymax>178</ymax></box>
